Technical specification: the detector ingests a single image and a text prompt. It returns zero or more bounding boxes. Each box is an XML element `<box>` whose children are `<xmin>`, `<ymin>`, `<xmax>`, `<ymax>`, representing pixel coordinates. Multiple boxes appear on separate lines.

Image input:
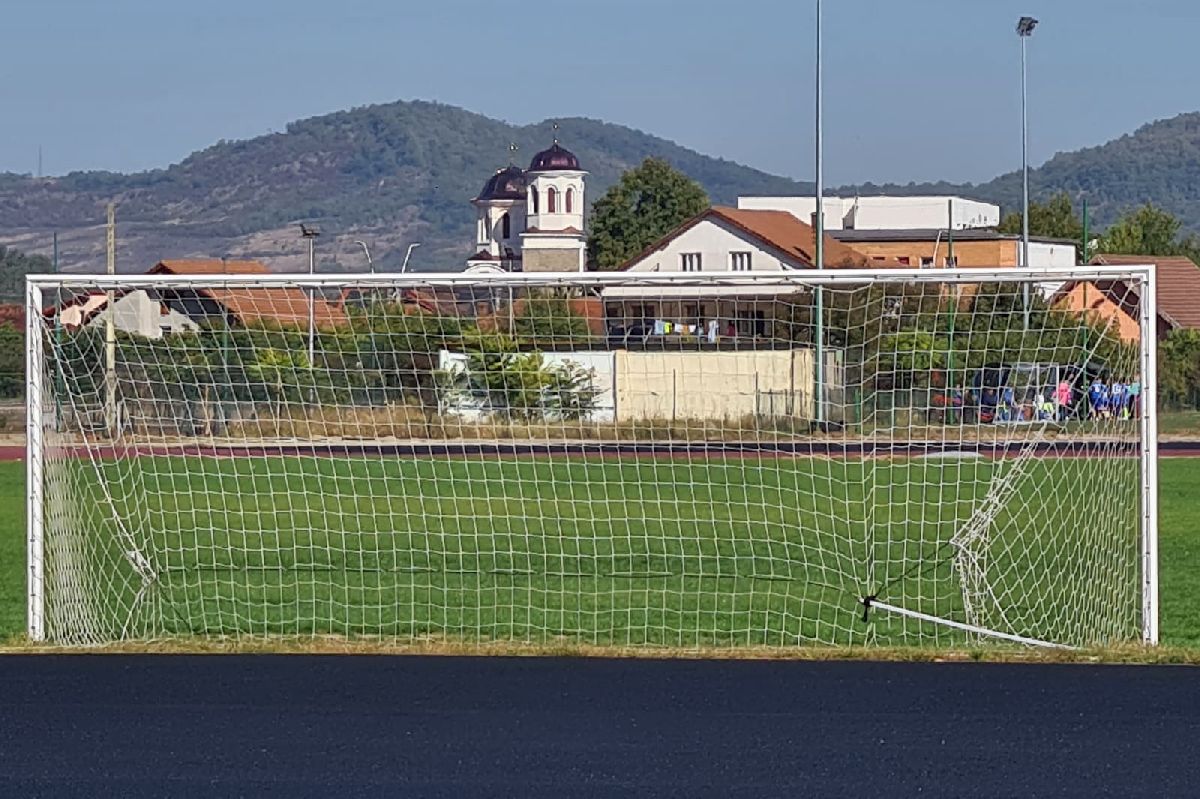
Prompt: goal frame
<box><xmin>24</xmin><ymin>265</ymin><xmax>1160</xmax><ymax>646</ymax></box>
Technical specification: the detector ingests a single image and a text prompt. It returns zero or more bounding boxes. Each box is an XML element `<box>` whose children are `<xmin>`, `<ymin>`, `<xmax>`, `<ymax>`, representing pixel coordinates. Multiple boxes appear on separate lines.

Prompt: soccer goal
<box><xmin>25</xmin><ymin>266</ymin><xmax>1158</xmax><ymax>649</ymax></box>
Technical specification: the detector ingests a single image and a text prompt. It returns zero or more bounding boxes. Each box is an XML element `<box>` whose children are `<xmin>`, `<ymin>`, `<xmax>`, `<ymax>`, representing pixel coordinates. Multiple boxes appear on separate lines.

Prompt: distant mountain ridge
<box><xmin>1</xmin><ymin>101</ymin><xmax>1198</xmax><ymax>273</ymax></box>
<box><xmin>0</xmin><ymin>100</ymin><xmax>810</xmax><ymax>273</ymax></box>
<box><xmin>835</xmin><ymin>113</ymin><xmax>1200</xmax><ymax>233</ymax></box>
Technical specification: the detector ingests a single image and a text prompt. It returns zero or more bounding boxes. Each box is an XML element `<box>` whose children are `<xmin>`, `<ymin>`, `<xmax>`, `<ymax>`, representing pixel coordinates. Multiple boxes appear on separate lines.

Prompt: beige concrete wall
<box><xmin>615</xmin><ymin>349</ymin><xmax>815</xmax><ymax>421</ymax></box>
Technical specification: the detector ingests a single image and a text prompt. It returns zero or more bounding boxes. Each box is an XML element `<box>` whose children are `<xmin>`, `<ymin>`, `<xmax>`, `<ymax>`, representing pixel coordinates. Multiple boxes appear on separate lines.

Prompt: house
<box><xmin>826</xmin><ymin>228</ymin><xmax>1076</xmax><ymax>271</ymax></box>
<box><xmin>602</xmin><ymin>205</ymin><xmax>891</xmax><ymax>341</ymax></box>
<box><xmin>738</xmin><ymin>195</ymin><xmax>1001</xmax><ymax>231</ymax></box>
<box><xmin>738</xmin><ymin>195</ymin><xmax>1075</xmax><ymax>269</ymax></box>
<box><xmin>50</xmin><ymin>259</ymin><xmax>347</xmax><ymax>337</ymax></box>
<box><xmin>1051</xmin><ymin>254</ymin><xmax>1200</xmax><ymax>342</ymax></box>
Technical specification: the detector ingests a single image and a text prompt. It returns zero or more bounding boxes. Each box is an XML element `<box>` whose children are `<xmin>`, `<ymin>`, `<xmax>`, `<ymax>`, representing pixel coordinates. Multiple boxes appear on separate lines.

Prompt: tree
<box><xmin>1158</xmin><ymin>328</ymin><xmax>1200</xmax><ymax>410</ymax></box>
<box><xmin>0</xmin><ymin>246</ymin><xmax>53</xmax><ymax>302</ymax></box>
<box><xmin>587</xmin><ymin>158</ymin><xmax>709</xmax><ymax>270</ymax></box>
<box><xmin>1098</xmin><ymin>203</ymin><xmax>1185</xmax><ymax>256</ymax></box>
<box><xmin>997</xmin><ymin>192</ymin><xmax>1084</xmax><ymax>250</ymax></box>
<box><xmin>438</xmin><ymin>331</ymin><xmax>600</xmax><ymax>422</ymax></box>
<box><xmin>513</xmin><ymin>292</ymin><xmax>595</xmax><ymax>344</ymax></box>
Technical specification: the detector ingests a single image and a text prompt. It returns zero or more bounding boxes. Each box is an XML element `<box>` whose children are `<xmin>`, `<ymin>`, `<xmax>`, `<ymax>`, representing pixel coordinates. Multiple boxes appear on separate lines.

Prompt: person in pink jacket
<box><xmin>1055</xmin><ymin>379</ymin><xmax>1072</xmax><ymax>421</ymax></box>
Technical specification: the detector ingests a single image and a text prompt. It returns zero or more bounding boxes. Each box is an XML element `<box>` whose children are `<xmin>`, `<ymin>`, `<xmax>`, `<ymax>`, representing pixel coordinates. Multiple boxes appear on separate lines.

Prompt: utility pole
<box><xmin>105</xmin><ymin>203</ymin><xmax>117</xmax><ymax>438</ymax></box>
<box><xmin>813</xmin><ymin>0</ymin><xmax>825</xmax><ymax>427</ymax></box>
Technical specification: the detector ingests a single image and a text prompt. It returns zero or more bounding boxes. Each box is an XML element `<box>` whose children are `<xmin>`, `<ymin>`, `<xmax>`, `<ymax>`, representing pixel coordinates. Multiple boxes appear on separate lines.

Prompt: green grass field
<box><xmin>1</xmin><ymin>456</ymin><xmax>1196</xmax><ymax>649</ymax></box>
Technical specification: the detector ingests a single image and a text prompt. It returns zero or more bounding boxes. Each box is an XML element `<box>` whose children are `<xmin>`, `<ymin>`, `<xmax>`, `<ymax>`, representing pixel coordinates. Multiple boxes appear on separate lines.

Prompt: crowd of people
<box><xmin>959</xmin><ymin>374</ymin><xmax>1142</xmax><ymax>424</ymax></box>
<box><xmin>1085</xmin><ymin>376</ymin><xmax>1142</xmax><ymax>420</ymax></box>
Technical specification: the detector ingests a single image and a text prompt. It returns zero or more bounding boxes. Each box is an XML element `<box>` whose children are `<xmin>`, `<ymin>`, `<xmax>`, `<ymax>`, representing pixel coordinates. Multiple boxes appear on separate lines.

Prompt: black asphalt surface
<box><xmin>1</xmin><ymin>657</ymin><xmax>1198</xmax><ymax>797</ymax></box>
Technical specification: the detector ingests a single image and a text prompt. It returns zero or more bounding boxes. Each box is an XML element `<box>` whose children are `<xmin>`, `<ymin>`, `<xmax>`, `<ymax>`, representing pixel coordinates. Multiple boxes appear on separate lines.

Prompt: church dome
<box><xmin>476</xmin><ymin>166</ymin><xmax>527</xmax><ymax>201</ymax></box>
<box><xmin>528</xmin><ymin>142</ymin><xmax>580</xmax><ymax>172</ymax></box>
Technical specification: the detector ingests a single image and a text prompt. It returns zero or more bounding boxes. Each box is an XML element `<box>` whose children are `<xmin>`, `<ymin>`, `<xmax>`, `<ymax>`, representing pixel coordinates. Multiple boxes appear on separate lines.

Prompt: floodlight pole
<box><xmin>1018</xmin><ymin>16</ymin><xmax>1037</xmax><ymax>331</ymax></box>
<box><xmin>814</xmin><ymin>0</ymin><xmax>825</xmax><ymax>426</ymax></box>
<box><xmin>301</xmin><ymin>225</ymin><xmax>319</xmax><ymax>367</ymax></box>
<box><xmin>105</xmin><ymin>203</ymin><xmax>117</xmax><ymax>438</ymax></box>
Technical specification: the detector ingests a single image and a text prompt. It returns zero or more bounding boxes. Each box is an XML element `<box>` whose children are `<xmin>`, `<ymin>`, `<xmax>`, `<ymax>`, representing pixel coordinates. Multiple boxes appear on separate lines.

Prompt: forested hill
<box><xmin>0</xmin><ymin>101</ymin><xmax>809</xmax><ymax>273</ymax></box>
<box><xmin>2</xmin><ymin>102</ymin><xmax>1198</xmax><ymax>274</ymax></box>
<box><xmin>837</xmin><ymin>112</ymin><xmax>1200</xmax><ymax>233</ymax></box>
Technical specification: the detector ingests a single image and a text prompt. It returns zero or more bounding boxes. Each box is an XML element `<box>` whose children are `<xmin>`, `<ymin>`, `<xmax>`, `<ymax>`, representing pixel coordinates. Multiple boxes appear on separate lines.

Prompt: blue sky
<box><xmin>1</xmin><ymin>0</ymin><xmax>1196</xmax><ymax>185</ymax></box>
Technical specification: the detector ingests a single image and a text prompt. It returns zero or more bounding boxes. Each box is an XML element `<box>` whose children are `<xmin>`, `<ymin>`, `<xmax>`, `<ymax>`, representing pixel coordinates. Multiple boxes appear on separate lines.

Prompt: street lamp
<box><xmin>401</xmin><ymin>242</ymin><xmax>421</xmax><ymax>273</ymax></box>
<box><xmin>1018</xmin><ymin>15</ymin><xmax>1037</xmax><ymax>330</ymax></box>
<box><xmin>354</xmin><ymin>240</ymin><xmax>374</xmax><ymax>273</ymax></box>
<box><xmin>300</xmin><ymin>223</ymin><xmax>319</xmax><ymax>366</ymax></box>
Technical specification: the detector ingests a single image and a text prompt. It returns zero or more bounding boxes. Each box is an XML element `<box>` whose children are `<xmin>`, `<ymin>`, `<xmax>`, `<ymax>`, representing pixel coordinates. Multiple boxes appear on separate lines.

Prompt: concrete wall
<box><xmin>439</xmin><ymin>350</ymin><xmax>616</xmax><ymax>422</ymax></box>
<box><xmin>614</xmin><ymin>349</ymin><xmax>815</xmax><ymax>421</ymax></box>
<box><xmin>438</xmin><ymin>348</ymin><xmax>828</xmax><ymax>425</ymax></box>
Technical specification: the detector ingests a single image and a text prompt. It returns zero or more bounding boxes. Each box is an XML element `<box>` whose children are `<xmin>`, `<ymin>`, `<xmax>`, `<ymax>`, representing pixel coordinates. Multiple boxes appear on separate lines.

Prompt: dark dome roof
<box><xmin>528</xmin><ymin>142</ymin><xmax>580</xmax><ymax>172</ymax></box>
<box><xmin>476</xmin><ymin>166</ymin><xmax>526</xmax><ymax>201</ymax></box>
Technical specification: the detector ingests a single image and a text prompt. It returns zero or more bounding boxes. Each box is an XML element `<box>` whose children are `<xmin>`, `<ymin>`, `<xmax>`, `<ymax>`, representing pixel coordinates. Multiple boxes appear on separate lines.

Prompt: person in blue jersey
<box><xmin>1110</xmin><ymin>377</ymin><xmax>1127</xmax><ymax>420</ymax></box>
<box><xmin>1088</xmin><ymin>377</ymin><xmax>1104</xmax><ymax>419</ymax></box>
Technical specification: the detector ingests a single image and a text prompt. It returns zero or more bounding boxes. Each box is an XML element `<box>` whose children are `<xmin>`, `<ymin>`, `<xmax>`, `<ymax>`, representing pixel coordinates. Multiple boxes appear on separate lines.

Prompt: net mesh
<box><xmin>28</xmin><ymin>270</ymin><xmax>1150</xmax><ymax>648</ymax></box>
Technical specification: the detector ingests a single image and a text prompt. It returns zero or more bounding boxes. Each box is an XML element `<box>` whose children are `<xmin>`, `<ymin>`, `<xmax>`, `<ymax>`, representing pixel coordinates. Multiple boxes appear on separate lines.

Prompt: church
<box><xmin>465</xmin><ymin>139</ymin><xmax>587</xmax><ymax>273</ymax></box>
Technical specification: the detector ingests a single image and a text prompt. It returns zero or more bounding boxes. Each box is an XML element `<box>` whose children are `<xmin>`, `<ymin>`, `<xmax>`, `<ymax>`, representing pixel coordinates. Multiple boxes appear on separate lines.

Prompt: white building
<box><xmin>467</xmin><ymin>141</ymin><xmax>588</xmax><ymax>273</ymax></box>
<box><xmin>737</xmin><ymin>195</ymin><xmax>1000</xmax><ymax>231</ymax></box>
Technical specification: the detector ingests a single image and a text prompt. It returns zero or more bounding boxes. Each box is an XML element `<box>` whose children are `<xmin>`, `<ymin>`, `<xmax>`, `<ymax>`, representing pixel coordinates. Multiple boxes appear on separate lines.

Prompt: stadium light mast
<box><xmin>813</xmin><ymin>0</ymin><xmax>825</xmax><ymax>425</ymax></box>
<box><xmin>300</xmin><ymin>224</ymin><xmax>319</xmax><ymax>367</ymax></box>
<box><xmin>1018</xmin><ymin>15</ymin><xmax>1037</xmax><ymax>330</ymax></box>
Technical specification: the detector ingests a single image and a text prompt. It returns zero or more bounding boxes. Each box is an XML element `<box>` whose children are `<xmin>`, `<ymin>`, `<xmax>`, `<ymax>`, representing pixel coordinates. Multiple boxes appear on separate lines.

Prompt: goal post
<box><xmin>25</xmin><ymin>265</ymin><xmax>1158</xmax><ymax>649</ymax></box>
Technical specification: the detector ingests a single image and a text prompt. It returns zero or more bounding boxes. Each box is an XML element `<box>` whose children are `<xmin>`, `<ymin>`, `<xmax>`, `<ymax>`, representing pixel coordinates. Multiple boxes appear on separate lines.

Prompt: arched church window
<box><xmin>566</xmin><ymin>188</ymin><xmax>574</xmax><ymax>214</ymax></box>
<box><xmin>547</xmin><ymin>187</ymin><xmax>558</xmax><ymax>214</ymax></box>
<box><xmin>530</xmin><ymin>188</ymin><xmax>539</xmax><ymax>214</ymax></box>
<box><xmin>501</xmin><ymin>212</ymin><xmax>511</xmax><ymax>239</ymax></box>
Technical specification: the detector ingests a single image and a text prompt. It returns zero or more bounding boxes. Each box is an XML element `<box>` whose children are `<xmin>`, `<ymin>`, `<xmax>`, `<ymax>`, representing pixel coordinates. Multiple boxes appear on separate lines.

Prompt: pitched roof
<box><xmin>1090</xmin><ymin>254</ymin><xmax>1200</xmax><ymax>331</ymax></box>
<box><xmin>149</xmin><ymin>260</ymin><xmax>347</xmax><ymax>328</ymax></box>
<box><xmin>619</xmin><ymin>206</ymin><xmax>891</xmax><ymax>270</ymax></box>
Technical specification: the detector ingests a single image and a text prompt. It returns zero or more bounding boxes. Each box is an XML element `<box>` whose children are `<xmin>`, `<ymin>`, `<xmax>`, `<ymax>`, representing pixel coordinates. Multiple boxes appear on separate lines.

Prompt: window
<box><xmin>501</xmin><ymin>212</ymin><xmax>511</xmax><ymax>240</ymax></box>
<box><xmin>529</xmin><ymin>188</ymin><xmax>539</xmax><ymax>214</ymax></box>
<box><xmin>944</xmin><ymin>256</ymin><xmax>958</xmax><ymax>267</ymax></box>
<box><xmin>920</xmin><ymin>256</ymin><xmax>934</xmax><ymax>268</ymax></box>
<box><xmin>547</xmin><ymin>187</ymin><xmax>558</xmax><ymax>213</ymax></box>
<box><xmin>566</xmin><ymin>187</ymin><xmax>574</xmax><ymax>214</ymax></box>
<box><xmin>735</xmin><ymin>308</ymin><xmax>767</xmax><ymax>337</ymax></box>
<box><xmin>681</xmin><ymin>253</ymin><xmax>702</xmax><ymax>272</ymax></box>
<box><xmin>730</xmin><ymin>251</ymin><xmax>752</xmax><ymax>271</ymax></box>
<box><xmin>896</xmin><ymin>256</ymin><xmax>911</xmax><ymax>266</ymax></box>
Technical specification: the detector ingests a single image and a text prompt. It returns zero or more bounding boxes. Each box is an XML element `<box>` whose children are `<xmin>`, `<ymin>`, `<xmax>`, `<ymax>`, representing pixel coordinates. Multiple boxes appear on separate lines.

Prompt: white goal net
<box><xmin>26</xmin><ymin>267</ymin><xmax>1158</xmax><ymax>649</ymax></box>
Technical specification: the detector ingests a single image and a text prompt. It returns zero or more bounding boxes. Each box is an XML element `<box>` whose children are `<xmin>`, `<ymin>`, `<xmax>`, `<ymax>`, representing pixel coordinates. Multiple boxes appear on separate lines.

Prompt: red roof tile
<box><xmin>618</xmin><ymin>206</ymin><xmax>895</xmax><ymax>270</ymax></box>
<box><xmin>1091</xmin><ymin>254</ymin><xmax>1200</xmax><ymax>331</ymax></box>
<box><xmin>150</xmin><ymin>260</ymin><xmax>347</xmax><ymax>329</ymax></box>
